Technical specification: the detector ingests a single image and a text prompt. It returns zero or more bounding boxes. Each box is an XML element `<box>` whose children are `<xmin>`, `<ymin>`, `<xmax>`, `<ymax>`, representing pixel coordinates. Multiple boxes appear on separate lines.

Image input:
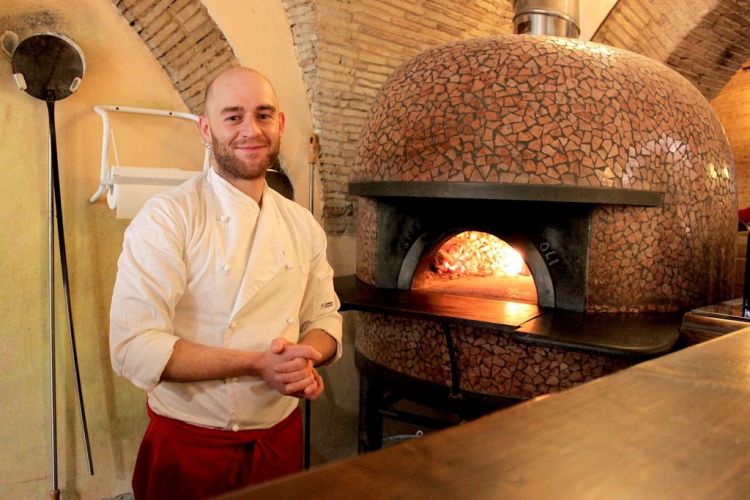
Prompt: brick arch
<box><xmin>112</xmin><ymin>0</ymin><xmax>239</xmax><ymax>113</ymax></box>
<box><xmin>593</xmin><ymin>0</ymin><xmax>750</xmax><ymax>99</ymax></box>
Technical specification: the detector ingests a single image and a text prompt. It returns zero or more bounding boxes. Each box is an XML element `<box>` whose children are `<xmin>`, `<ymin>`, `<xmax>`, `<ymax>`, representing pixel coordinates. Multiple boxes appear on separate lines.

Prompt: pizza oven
<box><xmin>339</xmin><ymin>32</ymin><xmax>736</xmax><ymax>451</ymax></box>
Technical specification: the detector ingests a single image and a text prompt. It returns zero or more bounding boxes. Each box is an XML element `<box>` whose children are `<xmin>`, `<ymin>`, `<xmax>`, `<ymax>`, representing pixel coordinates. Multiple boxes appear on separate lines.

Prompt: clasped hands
<box><xmin>260</xmin><ymin>338</ymin><xmax>325</xmax><ymax>400</ymax></box>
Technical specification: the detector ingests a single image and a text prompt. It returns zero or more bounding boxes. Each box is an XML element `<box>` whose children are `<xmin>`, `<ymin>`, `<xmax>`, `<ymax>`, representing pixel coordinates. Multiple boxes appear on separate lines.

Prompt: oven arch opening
<box><xmin>398</xmin><ymin>228</ymin><xmax>555</xmax><ymax>308</ymax></box>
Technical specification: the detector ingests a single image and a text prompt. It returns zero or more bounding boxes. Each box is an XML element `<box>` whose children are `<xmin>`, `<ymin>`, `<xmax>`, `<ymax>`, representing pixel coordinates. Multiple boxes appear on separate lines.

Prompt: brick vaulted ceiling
<box><xmin>593</xmin><ymin>0</ymin><xmax>750</xmax><ymax>100</ymax></box>
<box><xmin>112</xmin><ymin>0</ymin><xmax>750</xmax><ymax>234</ymax></box>
<box><xmin>112</xmin><ymin>0</ymin><xmax>239</xmax><ymax>113</ymax></box>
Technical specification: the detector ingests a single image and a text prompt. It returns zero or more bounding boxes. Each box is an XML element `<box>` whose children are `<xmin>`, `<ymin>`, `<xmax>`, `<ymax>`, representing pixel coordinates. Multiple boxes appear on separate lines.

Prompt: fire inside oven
<box><xmin>411</xmin><ymin>230</ymin><xmax>538</xmax><ymax>304</ymax></box>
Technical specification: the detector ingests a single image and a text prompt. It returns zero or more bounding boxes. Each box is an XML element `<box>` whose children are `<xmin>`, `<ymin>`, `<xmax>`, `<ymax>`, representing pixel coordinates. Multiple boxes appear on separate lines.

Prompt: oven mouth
<box><xmin>411</xmin><ymin>230</ymin><xmax>539</xmax><ymax>305</ymax></box>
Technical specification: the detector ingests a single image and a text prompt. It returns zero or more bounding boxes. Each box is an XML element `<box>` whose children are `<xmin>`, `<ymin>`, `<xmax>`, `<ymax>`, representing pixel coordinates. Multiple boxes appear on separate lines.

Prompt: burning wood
<box><xmin>431</xmin><ymin>231</ymin><xmax>530</xmax><ymax>279</ymax></box>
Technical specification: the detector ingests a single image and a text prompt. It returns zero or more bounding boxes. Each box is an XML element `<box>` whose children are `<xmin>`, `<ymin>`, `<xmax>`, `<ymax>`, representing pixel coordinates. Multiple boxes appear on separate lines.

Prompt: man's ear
<box><xmin>278</xmin><ymin>111</ymin><xmax>286</xmax><ymax>136</ymax></box>
<box><xmin>198</xmin><ymin>115</ymin><xmax>212</xmax><ymax>144</ymax></box>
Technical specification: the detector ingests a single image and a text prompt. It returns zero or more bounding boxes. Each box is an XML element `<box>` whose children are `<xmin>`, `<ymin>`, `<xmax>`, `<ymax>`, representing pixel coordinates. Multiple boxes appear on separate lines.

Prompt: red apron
<box><xmin>132</xmin><ymin>405</ymin><xmax>302</xmax><ymax>500</ymax></box>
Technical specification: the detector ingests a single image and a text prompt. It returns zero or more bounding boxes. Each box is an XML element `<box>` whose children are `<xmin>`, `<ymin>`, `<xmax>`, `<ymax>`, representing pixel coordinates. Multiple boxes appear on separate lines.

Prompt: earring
<box><xmin>204</xmin><ymin>142</ymin><xmax>212</xmax><ymax>150</ymax></box>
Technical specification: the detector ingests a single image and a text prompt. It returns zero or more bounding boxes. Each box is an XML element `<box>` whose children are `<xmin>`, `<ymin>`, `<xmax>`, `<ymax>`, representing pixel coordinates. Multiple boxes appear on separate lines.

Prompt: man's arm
<box><xmin>299</xmin><ymin>329</ymin><xmax>338</xmax><ymax>366</ymax></box>
<box><xmin>110</xmin><ymin>200</ymin><xmax>188</xmax><ymax>391</ymax></box>
<box><xmin>162</xmin><ymin>338</ymin><xmax>323</xmax><ymax>396</ymax></box>
<box><xmin>296</xmin><ymin>215</ymin><xmax>344</xmax><ymax>364</ymax></box>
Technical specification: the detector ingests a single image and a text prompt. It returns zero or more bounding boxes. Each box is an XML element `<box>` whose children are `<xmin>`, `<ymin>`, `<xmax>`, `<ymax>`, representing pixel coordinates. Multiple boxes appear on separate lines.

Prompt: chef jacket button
<box><xmin>219</xmin><ymin>215</ymin><xmax>230</xmax><ymax>223</ymax></box>
<box><xmin>229</xmin><ymin>321</ymin><xmax>237</xmax><ymax>329</ymax></box>
<box><xmin>286</xmin><ymin>317</ymin><xmax>295</xmax><ymax>324</ymax></box>
<box><xmin>222</xmin><ymin>264</ymin><xmax>231</xmax><ymax>272</ymax></box>
<box><xmin>231</xmin><ymin>424</ymin><xmax>239</xmax><ymax>432</ymax></box>
<box><xmin>285</xmin><ymin>263</ymin><xmax>293</xmax><ymax>270</ymax></box>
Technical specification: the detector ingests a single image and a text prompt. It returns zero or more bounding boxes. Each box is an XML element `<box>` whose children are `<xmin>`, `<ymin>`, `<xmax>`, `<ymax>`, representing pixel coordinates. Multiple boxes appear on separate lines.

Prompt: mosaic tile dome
<box><xmin>354</xmin><ymin>34</ymin><xmax>736</xmax><ymax>312</ymax></box>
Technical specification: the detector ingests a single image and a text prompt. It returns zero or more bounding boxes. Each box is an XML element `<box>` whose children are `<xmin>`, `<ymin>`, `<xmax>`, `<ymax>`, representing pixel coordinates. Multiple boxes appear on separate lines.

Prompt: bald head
<box><xmin>197</xmin><ymin>66</ymin><xmax>286</xmax><ymax>197</ymax></box>
<box><xmin>202</xmin><ymin>67</ymin><xmax>279</xmax><ymax>118</ymax></box>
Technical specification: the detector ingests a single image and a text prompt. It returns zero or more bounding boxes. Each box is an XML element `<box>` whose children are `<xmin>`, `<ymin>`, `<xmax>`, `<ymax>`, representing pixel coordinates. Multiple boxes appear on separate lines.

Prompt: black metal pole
<box><xmin>304</xmin><ymin>137</ymin><xmax>317</xmax><ymax>470</ymax></box>
<box><xmin>46</xmin><ymin>99</ymin><xmax>94</xmax><ymax>476</ymax></box>
<box><xmin>47</xmin><ymin>99</ymin><xmax>60</xmax><ymax>500</ymax></box>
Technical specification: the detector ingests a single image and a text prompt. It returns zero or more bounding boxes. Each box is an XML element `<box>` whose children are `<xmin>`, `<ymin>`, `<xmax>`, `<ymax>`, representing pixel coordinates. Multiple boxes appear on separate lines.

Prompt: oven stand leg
<box><xmin>358</xmin><ymin>372</ymin><xmax>383</xmax><ymax>453</ymax></box>
<box><xmin>442</xmin><ymin>323</ymin><xmax>462</xmax><ymax>398</ymax></box>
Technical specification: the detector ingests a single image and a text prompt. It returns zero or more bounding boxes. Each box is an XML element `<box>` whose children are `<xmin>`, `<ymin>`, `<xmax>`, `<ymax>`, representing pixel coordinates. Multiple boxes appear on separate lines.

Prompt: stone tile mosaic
<box><xmin>353</xmin><ymin>34</ymin><xmax>736</xmax><ymax>312</ymax></box>
<box><xmin>355</xmin><ymin>198</ymin><xmax>378</xmax><ymax>286</ymax></box>
<box><xmin>354</xmin><ymin>312</ymin><xmax>452</xmax><ymax>387</ymax></box>
<box><xmin>354</xmin><ymin>312</ymin><xmax>631</xmax><ymax>399</ymax></box>
<box><xmin>452</xmin><ymin>325</ymin><xmax>630</xmax><ymax>398</ymax></box>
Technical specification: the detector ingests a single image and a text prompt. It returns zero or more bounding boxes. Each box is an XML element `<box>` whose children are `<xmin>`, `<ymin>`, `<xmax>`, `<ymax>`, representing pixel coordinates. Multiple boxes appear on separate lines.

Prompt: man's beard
<box><xmin>211</xmin><ymin>135</ymin><xmax>280</xmax><ymax>181</ymax></box>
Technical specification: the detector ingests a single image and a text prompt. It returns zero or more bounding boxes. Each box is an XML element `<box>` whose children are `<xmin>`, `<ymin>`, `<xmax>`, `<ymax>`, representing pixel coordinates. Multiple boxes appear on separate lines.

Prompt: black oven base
<box><xmin>355</xmin><ymin>350</ymin><xmax>523</xmax><ymax>453</ymax></box>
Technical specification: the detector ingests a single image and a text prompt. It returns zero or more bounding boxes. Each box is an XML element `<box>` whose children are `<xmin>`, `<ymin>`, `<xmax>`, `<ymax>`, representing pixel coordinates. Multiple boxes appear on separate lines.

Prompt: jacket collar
<box><xmin>207</xmin><ymin>167</ymin><xmax>264</xmax><ymax>211</ymax></box>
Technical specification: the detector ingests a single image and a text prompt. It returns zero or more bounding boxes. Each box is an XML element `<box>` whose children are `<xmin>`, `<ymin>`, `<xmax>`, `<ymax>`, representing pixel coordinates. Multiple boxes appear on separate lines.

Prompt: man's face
<box><xmin>200</xmin><ymin>70</ymin><xmax>285</xmax><ymax>182</ymax></box>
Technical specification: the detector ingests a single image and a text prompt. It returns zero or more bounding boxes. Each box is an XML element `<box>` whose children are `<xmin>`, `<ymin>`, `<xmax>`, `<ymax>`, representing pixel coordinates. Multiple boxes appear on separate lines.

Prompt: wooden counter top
<box><xmin>681</xmin><ymin>298</ymin><xmax>750</xmax><ymax>344</ymax></box>
<box><xmin>220</xmin><ymin>328</ymin><xmax>750</xmax><ymax>499</ymax></box>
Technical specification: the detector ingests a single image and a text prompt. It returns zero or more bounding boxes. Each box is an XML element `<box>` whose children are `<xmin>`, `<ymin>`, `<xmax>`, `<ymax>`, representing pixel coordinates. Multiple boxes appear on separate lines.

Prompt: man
<box><xmin>110</xmin><ymin>67</ymin><xmax>342</xmax><ymax>499</ymax></box>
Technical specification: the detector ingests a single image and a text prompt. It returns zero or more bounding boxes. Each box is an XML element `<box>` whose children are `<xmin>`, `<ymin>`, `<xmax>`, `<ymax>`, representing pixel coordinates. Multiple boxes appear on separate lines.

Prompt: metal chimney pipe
<box><xmin>513</xmin><ymin>0</ymin><xmax>580</xmax><ymax>38</ymax></box>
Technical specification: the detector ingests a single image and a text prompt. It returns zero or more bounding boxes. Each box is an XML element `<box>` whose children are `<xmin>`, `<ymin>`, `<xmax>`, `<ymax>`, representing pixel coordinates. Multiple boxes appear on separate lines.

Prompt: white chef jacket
<box><xmin>110</xmin><ymin>168</ymin><xmax>343</xmax><ymax>430</ymax></box>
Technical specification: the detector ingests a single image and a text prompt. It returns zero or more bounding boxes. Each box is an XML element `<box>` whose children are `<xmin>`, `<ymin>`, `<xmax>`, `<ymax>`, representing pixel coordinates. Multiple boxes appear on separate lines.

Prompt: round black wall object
<box><xmin>11</xmin><ymin>33</ymin><xmax>85</xmax><ymax>102</ymax></box>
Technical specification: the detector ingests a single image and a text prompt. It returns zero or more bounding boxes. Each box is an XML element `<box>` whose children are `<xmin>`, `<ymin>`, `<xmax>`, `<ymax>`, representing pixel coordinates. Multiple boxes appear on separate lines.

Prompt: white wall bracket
<box><xmin>88</xmin><ymin>104</ymin><xmax>209</xmax><ymax>204</ymax></box>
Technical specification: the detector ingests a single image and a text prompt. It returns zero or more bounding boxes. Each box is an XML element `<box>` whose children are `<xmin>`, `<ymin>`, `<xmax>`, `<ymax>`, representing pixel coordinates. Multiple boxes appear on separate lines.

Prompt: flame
<box><xmin>431</xmin><ymin>231</ymin><xmax>528</xmax><ymax>278</ymax></box>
